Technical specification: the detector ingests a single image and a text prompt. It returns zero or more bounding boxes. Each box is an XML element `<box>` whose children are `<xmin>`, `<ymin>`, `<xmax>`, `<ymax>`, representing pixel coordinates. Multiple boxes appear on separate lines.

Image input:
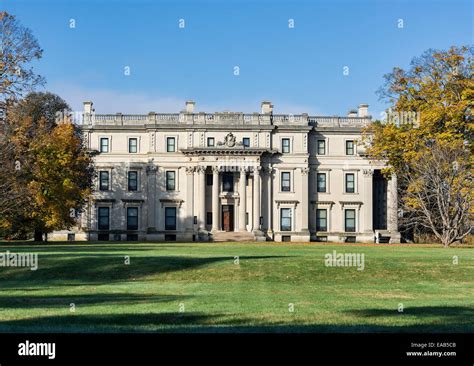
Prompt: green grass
<box><xmin>0</xmin><ymin>242</ymin><xmax>472</xmax><ymax>333</ymax></box>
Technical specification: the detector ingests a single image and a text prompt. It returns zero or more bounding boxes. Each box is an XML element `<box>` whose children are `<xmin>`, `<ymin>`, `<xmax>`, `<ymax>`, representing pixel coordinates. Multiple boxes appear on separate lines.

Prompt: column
<box><xmin>238</xmin><ymin>168</ymin><xmax>247</xmax><ymax>231</ymax></box>
<box><xmin>252</xmin><ymin>166</ymin><xmax>261</xmax><ymax>232</ymax></box>
<box><xmin>363</xmin><ymin>169</ymin><xmax>373</xmax><ymax>232</ymax></box>
<box><xmin>266</xmin><ymin>166</ymin><xmax>274</xmax><ymax>236</ymax></box>
<box><xmin>197</xmin><ymin>166</ymin><xmax>206</xmax><ymax>231</ymax></box>
<box><xmin>146</xmin><ymin>165</ymin><xmax>157</xmax><ymax>230</ymax></box>
<box><xmin>185</xmin><ymin>167</ymin><xmax>195</xmax><ymax>232</ymax></box>
<box><xmin>212</xmin><ymin>166</ymin><xmax>220</xmax><ymax>232</ymax></box>
<box><xmin>300</xmin><ymin>167</ymin><xmax>309</xmax><ymax>232</ymax></box>
<box><xmin>387</xmin><ymin>172</ymin><xmax>398</xmax><ymax>232</ymax></box>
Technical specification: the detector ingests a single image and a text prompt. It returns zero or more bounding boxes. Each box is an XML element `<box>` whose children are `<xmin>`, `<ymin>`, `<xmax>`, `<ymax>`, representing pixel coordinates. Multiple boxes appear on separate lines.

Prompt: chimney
<box><xmin>261</xmin><ymin>101</ymin><xmax>273</xmax><ymax>114</ymax></box>
<box><xmin>185</xmin><ymin>100</ymin><xmax>195</xmax><ymax>113</ymax></box>
<box><xmin>347</xmin><ymin>109</ymin><xmax>358</xmax><ymax>117</ymax></box>
<box><xmin>358</xmin><ymin>104</ymin><xmax>369</xmax><ymax>117</ymax></box>
<box><xmin>83</xmin><ymin>101</ymin><xmax>94</xmax><ymax>114</ymax></box>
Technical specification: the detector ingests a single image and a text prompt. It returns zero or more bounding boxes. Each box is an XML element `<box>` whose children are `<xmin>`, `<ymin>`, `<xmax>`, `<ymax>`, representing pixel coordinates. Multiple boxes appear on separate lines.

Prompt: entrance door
<box><xmin>221</xmin><ymin>205</ymin><xmax>234</xmax><ymax>231</ymax></box>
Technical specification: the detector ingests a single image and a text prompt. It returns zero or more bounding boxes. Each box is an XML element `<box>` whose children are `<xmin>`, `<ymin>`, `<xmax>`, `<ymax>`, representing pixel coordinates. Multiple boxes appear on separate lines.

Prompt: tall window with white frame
<box><xmin>317</xmin><ymin>173</ymin><xmax>326</xmax><ymax>193</ymax></box>
<box><xmin>346</xmin><ymin>140</ymin><xmax>355</xmax><ymax>155</ymax></box>
<box><xmin>281</xmin><ymin>172</ymin><xmax>291</xmax><ymax>192</ymax></box>
<box><xmin>345</xmin><ymin>173</ymin><xmax>355</xmax><ymax>193</ymax></box>
<box><xmin>128</xmin><ymin>171</ymin><xmax>138</xmax><ymax>191</ymax></box>
<box><xmin>345</xmin><ymin>209</ymin><xmax>356</xmax><ymax>232</ymax></box>
<box><xmin>166</xmin><ymin>137</ymin><xmax>176</xmax><ymax>152</ymax></box>
<box><xmin>165</xmin><ymin>207</ymin><xmax>177</xmax><ymax>230</ymax></box>
<box><xmin>207</xmin><ymin>137</ymin><xmax>215</xmax><ymax>147</ymax></box>
<box><xmin>128</xmin><ymin>138</ymin><xmax>138</xmax><ymax>153</ymax></box>
<box><xmin>99</xmin><ymin>171</ymin><xmax>109</xmax><ymax>191</ymax></box>
<box><xmin>166</xmin><ymin>171</ymin><xmax>176</xmax><ymax>191</ymax></box>
<box><xmin>317</xmin><ymin>139</ymin><xmax>326</xmax><ymax>155</ymax></box>
<box><xmin>316</xmin><ymin>209</ymin><xmax>327</xmax><ymax>231</ymax></box>
<box><xmin>100</xmin><ymin>137</ymin><xmax>109</xmax><ymax>153</ymax></box>
<box><xmin>282</xmin><ymin>138</ymin><xmax>290</xmax><ymax>153</ymax></box>
<box><xmin>280</xmin><ymin>208</ymin><xmax>292</xmax><ymax>231</ymax></box>
<box><xmin>98</xmin><ymin>207</ymin><xmax>110</xmax><ymax>230</ymax></box>
<box><xmin>127</xmin><ymin>207</ymin><xmax>138</xmax><ymax>230</ymax></box>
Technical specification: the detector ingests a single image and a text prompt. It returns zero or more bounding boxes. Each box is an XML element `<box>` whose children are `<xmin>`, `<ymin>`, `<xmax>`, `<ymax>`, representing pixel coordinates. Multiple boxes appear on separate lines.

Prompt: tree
<box><xmin>1</xmin><ymin>92</ymin><xmax>94</xmax><ymax>241</ymax></box>
<box><xmin>25</xmin><ymin>118</ymin><xmax>94</xmax><ymax>241</ymax></box>
<box><xmin>365</xmin><ymin>46</ymin><xmax>473</xmax><ymax>246</ymax></box>
<box><xmin>403</xmin><ymin>141</ymin><xmax>472</xmax><ymax>247</ymax></box>
<box><xmin>0</xmin><ymin>12</ymin><xmax>45</xmax><ymax>101</ymax></box>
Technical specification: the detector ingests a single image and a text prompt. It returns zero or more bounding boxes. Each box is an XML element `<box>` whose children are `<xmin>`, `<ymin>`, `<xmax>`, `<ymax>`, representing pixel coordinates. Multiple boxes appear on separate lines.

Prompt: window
<box><xmin>128</xmin><ymin>171</ymin><xmax>138</xmax><ymax>191</ymax></box>
<box><xmin>99</xmin><ymin>171</ymin><xmax>109</xmax><ymax>191</ymax></box>
<box><xmin>166</xmin><ymin>171</ymin><xmax>176</xmax><ymax>191</ymax></box>
<box><xmin>280</xmin><ymin>208</ymin><xmax>292</xmax><ymax>231</ymax></box>
<box><xmin>207</xmin><ymin>212</ymin><xmax>212</xmax><ymax>226</ymax></box>
<box><xmin>127</xmin><ymin>234</ymin><xmax>138</xmax><ymax>241</ymax></box>
<box><xmin>282</xmin><ymin>138</ymin><xmax>290</xmax><ymax>153</ymax></box>
<box><xmin>345</xmin><ymin>173</ymin><xmax>355</xmax><ymax>193</ymax></box>
<box><xmin>128</xmin><ymin>138</ymin><xmax>138</xmax><ymax>153</ymax></box>
<box><xmin>345</xmin><ymin>236</ymin><xmax>356</xmax><ymax>243</ymax></box>
<box><xmin>98</xmin><ymin>233</ymin><xmax>109</xmax><ymax>241</ymax></box>
<box><xmin>207</xmin><ymin>137</ymin><xmax>215</xmax><ymax>147</ymax></box>
<box><xmin>345</xmin><ymin>209</ymin><xmax>356</xmax><ymax>232</ymax></box>
<box><xmin>242</xmin><ymin>137</ymin><xmax>250</xmax><ymax>148</ymax></box>
<box><xmin>346</xmin><ymin>140</ymin><xmax>354</xmax><ymax>155</ymax></box>
<box><xmin>165</xmin><ymin>207</ymin><xmax>177</xmax><ymax>230</ymax></box>
<box><xmin>316</xmin><ymin>209</ymin><xmax>327</xmax><ymax>231</ymax></box>
<box><xmin>100</xmin><ymin>138</ymin><xmax>109</xmax><ymax>153</ymax></box>
<box><xmin>282</xmin><ymin>235</ymin><xmax>291</xmax><ymax>242</ymax></box>
<box><xmin>317</xmin><ymin>173</ymin><xmax>326</xmax><ymax>193</ymax></box>
<box><xmin>206</xmin><ymin>174</ymin><xmax>213</xmax><ymax>186</ymax></box>
<box><xmin>127</xmin><ymin>207</ymin><xmax>138</xmax><ymax>230</ymax></box>
<box><xmin>165</xmin><ymin>234</ymin><xmax>176</xmax><ymax>241</ymax></box>
<box><xmin>98</xmin><ymin>207</ymin><xmax>110</xmax><ymax>230</ymax></box>
<box><xmin>67</xmin><ymin>233</ymin><xmax>75</xmax><ymax>241</ymax></box>
<box><xmin>167</xmin><ymin>137</ymin><xmax>176</xmax><ymax>152</ymax></box>
<box><xmin>281</xmin><ymin>172</ymin><xmax>291</xmax><ymax>192</ymax></box>
<box><xmin>223</xmin><ymin>173</ymin><xmax>234</xmax><ymax>192</ymax></box>
<box><xmin>317</xmin><ymin>140</ymin><xmax>326</xmax><ymax>155</ymax></box>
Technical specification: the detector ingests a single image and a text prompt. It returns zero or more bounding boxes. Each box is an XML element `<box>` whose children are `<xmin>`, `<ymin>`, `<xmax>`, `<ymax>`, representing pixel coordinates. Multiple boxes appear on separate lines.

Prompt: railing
<box><xmin>79</xmin><ymin>112</ymin><xmax>371</xmax><ymax>127</ymax></box>
<box><xmin>308</xmin><ymin>116</ymin><xmax>370</xmax><ymax>127</ymax></box>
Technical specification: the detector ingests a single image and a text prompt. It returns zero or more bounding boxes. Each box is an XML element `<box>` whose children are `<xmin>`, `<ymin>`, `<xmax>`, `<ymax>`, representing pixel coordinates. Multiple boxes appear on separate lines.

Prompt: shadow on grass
<box><xmin>0</xmin><ymin>306</ymin><xmax>473</xmax><ymax>333</ymax></box>
<box><xmin>0</xmin><ymin>255</ymin><xmax>289</xmax><ymax>287</ymax></box>
<box><xmin>346</xmin><ymin>306</ymin><xmax>474</xmax><ymax>323</ymax></box>
<box><xmin>0</xmin><ymin>293</ymin><xmax>191</xmax><ymax>309</ymax></box>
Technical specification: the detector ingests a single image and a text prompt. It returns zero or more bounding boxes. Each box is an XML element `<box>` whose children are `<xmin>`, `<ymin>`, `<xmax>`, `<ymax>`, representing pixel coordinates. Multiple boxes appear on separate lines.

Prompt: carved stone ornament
<box><xmin>217</xmin><ymin>132</ymin><xmax>241</xmax><ymax>148</ymax></box>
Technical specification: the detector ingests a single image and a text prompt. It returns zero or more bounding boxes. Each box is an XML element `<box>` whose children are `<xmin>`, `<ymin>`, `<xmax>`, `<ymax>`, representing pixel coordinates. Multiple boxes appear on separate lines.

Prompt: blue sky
<box><xmin>4</xmin><ymin>0</ymin><xmax>473</xmax><ymax>117</ymax></box>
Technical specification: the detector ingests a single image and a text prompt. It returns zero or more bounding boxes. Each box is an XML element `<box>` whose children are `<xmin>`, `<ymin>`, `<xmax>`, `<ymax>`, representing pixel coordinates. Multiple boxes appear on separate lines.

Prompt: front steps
<box><xmin>211</xmin><ymin>231</ymin><xmax>257</xmax><ymax>242</ymax></box>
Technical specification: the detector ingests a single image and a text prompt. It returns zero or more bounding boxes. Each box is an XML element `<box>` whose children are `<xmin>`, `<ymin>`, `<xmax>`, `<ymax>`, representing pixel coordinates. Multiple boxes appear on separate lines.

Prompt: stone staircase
<box><xmin>211</xmin><ymin>231</ymin><xmax>256</xmax><ymax>242</ymax></box>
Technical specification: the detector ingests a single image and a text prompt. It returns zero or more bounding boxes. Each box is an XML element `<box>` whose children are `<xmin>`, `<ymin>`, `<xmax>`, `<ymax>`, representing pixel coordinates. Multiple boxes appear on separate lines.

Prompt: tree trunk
<box><xmin>34</xmin><ymin>229</ymin><xmax>43</xmax><ymax>242</ymax></box>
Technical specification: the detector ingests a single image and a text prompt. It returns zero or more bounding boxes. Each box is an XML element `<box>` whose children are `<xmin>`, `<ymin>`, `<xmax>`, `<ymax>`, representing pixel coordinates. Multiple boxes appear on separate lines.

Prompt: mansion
<box><xmin>58</xmin><ymin>100</ymin><xmax>401</xmax><ymax>243</ymax></box>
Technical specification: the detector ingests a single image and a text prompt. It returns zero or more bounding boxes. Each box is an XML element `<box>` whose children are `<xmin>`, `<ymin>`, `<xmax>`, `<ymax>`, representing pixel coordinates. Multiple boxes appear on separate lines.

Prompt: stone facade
<box><xmin>53</xmin><ymin>100</ymin><xmax>401</xmax><ymax>243</ymax></box>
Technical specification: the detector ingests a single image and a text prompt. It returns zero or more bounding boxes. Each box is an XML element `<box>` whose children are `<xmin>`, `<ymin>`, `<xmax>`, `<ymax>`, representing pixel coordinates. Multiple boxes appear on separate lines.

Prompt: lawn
<box><xmin>0</xmin><ymin>242</ymin><xmax>472</xmax><ymax>333</ymax></box>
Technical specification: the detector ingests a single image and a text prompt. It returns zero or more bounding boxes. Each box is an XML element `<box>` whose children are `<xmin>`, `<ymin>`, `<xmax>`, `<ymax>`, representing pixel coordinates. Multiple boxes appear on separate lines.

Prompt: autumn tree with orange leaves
<box><xmin>365</xmin><ymin>46</ymin><xmax>473</xmax><ymax>246</ymax></box>
<box><xmin>0</xmin><ymin>12</ymin><xmax>94</xmax><ymax>241</ymax></box>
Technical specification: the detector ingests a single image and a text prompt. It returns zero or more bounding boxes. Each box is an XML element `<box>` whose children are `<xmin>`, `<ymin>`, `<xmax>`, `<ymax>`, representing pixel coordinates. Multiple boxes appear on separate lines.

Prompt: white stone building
<box><xmin>58</xmin><ymin>100</ymin><xmax>401</xmax><ymax>243</ymax></box>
